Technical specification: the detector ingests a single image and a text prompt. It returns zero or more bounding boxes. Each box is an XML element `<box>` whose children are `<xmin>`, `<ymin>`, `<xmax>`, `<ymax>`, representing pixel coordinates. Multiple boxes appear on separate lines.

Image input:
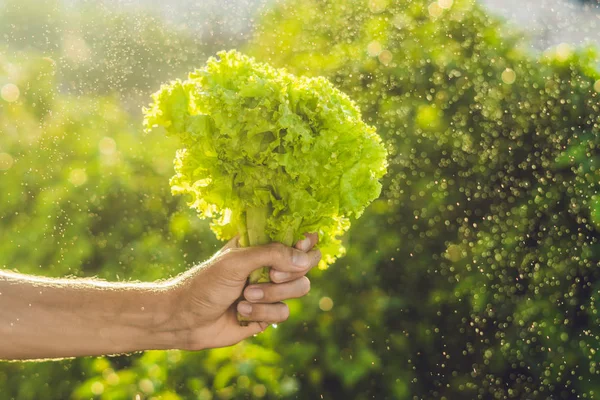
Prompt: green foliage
<box><xmin>0</xmin><ymin>54</ymin><xmax>218</xmax><ymax>282</ymax></box>
<box><xmin>2</xmin><ymin>0</ymin><xmax>600</xmax><ymax>399</ymax></box>
<box><xmin>248</xmin><ymin>0</ymin><xmax>600</xmax><ymax>398</ymax></box>
<box><xmin>144</xmin><ymin>50</ymin><xmax>387</xmax><ymax>270</ymax></box>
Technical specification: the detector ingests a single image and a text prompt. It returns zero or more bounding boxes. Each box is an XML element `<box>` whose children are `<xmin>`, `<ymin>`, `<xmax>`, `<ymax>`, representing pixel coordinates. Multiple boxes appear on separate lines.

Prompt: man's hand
<box><xmin>0</xmin><ymin>235</ymin><xmax>320</xmax><ymax>360</ymax></box>
<box><xmin>164</xmin><ymin>233</ymin><xmax>320</xmax><ymax>350</ymax></box>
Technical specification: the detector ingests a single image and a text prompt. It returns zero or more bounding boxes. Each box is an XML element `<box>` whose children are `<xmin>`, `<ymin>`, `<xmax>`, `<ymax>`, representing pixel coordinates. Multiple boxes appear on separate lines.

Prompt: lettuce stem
<box><xmin>246</xmin><ymin>205</ymin><xmax>272</xmax><ymax>284</ymax></box>
<box><xmin>238</xmin><ymin>204</ymin><xmax>271</xmax><ymax>325</ymax></box>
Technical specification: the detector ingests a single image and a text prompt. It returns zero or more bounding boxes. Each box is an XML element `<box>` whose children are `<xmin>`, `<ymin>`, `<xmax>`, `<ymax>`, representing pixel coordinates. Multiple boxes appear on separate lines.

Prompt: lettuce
<box><xmin>144</xmin><ymin>50</ymin><xmax>387</xmax><ymax>314</ymax></box>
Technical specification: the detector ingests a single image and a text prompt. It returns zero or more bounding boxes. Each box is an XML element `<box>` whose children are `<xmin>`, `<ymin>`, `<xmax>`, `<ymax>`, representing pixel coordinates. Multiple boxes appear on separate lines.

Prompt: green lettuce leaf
<box><xmin>144</xmin><ymin>50</ymin><xmax>387</xmax><ymax>269</ymax></box>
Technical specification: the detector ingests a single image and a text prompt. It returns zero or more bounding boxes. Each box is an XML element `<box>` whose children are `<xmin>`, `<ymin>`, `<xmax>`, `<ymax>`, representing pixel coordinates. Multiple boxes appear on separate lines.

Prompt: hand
<box><xmin>163</xmin><ymin>234</ymin><xmax>320</xmax><ymax>351</ymax></box>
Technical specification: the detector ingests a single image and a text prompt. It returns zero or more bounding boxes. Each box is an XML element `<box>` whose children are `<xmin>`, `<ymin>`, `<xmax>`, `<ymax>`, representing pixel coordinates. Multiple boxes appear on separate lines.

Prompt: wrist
<box><xmin>121</xmin><ymin>283</ymin><xmax>181</xmax><ymax>352</ymax></box>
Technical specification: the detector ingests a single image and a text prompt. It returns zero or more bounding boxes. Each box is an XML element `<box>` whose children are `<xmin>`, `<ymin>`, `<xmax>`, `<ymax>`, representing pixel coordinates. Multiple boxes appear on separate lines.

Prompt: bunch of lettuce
<box><xmin>144</xmin><ymin>50</ymin><xmax>387</xmax><ymax>296</ymax></box>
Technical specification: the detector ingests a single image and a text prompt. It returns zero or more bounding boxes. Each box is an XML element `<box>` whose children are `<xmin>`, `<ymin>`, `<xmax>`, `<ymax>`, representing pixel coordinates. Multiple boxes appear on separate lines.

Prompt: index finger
<box><xmin>224</xmin><ymin>242</ymin><xmax>321</xmax><ymax>277</ymax></box>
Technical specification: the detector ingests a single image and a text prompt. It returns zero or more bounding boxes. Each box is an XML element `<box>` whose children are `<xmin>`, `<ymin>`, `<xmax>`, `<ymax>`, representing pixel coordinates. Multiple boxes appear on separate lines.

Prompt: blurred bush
<box><xmin>2</xmin><ymin>0</ymin><xmax>600</xmax><ymax>399</ymax></box>
<box><xmin>0</xmin><ymin>0</ymin><xmax>239</xmax><ymax>108</ymax></box>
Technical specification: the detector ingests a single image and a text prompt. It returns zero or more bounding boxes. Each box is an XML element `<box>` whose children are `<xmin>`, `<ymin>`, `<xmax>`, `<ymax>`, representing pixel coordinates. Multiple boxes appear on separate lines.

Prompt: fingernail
<box><xmin>292</xmin><ymin>250</ymin><xmax>311</xmax><ymax>267</ymax></box>
<box><xmin>245</xmin><ymin>288</ymin><xmax>264</xmax><ymax>301</ymax></box>
<box><xmin>238</xmin><ymin>303</ymin><xmax>252</xmax><ymax>316</ymax></box>
<box><xmin>297</xmin><ymin>237</ymin><xmax>311</xmax><ymax>251</ymax></box>
<box><xmin>272</xmin><ymin>271</ymin><xmax>291</xmax><ymax>281</ymax></box>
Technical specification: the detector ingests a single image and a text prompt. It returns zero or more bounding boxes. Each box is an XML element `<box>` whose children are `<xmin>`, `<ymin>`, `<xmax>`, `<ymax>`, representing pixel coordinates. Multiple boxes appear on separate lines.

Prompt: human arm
<box><xmin>0</xmin><ymin>270</ymin><xmax>172</xmax><ymax>360</ymax></box>
<box><xmin>0</xmin><ymin>234</ymin><xmax>320</xmax><ymax>361</ymax></box>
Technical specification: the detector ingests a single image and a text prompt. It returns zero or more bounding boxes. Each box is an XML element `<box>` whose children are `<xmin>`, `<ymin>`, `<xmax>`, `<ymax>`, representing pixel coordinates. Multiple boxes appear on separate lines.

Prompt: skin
<box><xmin>0</xmin><ymin>233</ymin><xmax>320</xmax><ymax>361</ymax></box>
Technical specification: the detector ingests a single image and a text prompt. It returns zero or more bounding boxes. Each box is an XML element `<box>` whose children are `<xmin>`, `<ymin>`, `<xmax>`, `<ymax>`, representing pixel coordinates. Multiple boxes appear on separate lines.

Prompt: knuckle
<box><xmin>214</xmin><ymin>247</ymin><xmax>237</xmax><ymax>265</ymax></box>
<box><xmin>259</xmin><ymin>284</ymin><xmax>274</xmax><ymax>302</ymax></box>
<box><xmin>268</xmin><ymin>242</ymin><xmax>291</xmax><ymax>261</ymax></box>
<box><xmin>211</xmin><ymin>250</ymin><xmax>229</xmax><ymax>266</ymax></box>
<box><xmin>270</xmin><ymin>270</ymin><xmax>291</xmax><ymax>283</ymax></box>
<box><xmin>269</xmin><ymin>269</ymin><xmax>280</xmax><ymax>283</ymax></box>
<box><xmin>257</xmin><ymin>307</ymin><xmax>270</xmax><ymax>322</ymax></box>
<box><xmin>219</xmin><ymin>248</ymin><xmax>253</xmax><ymax>278</ymax></box>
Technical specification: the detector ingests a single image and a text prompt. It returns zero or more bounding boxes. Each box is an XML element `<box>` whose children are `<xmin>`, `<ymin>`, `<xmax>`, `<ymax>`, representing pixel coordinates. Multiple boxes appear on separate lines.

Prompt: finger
<box><xmin>269</xmin><ymin>268</ymin><xmax>314</xmax><ymax>284</ymax></box>
<box><xmin>244</xmin><ymin>276</ymin><xmax>311</xmax><ymax>303</ymax></box>
<box><xmin>204</xmin><ymin>308</ymin><xmax>270</xmax><ymax>347</ymax></box>
<box><xmin>295</xmin><ymin>232</ymin><xmax>319</xmax><ymax>252</ymax></box>
<box><xmin>237</xmin><ymin>301</ymin><xmax>290</xmax><ymax>323</ymax></box>
<box><xmin>224</xmin><ymin>243</ymin><xmax>321</xmax><ymax>277</ymax></box>
<box><xmin>270</xmin><ymin>248</ymin><xmax>320</xmax><ymax>283</ymax></box>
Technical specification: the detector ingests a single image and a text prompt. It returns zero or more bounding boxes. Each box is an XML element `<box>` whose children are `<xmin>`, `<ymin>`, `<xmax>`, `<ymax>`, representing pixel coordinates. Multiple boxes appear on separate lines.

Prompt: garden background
<box><xmin>1</xmin><ymin>0</ymin><xmax>600</xmax><ymax>398</ymax></box>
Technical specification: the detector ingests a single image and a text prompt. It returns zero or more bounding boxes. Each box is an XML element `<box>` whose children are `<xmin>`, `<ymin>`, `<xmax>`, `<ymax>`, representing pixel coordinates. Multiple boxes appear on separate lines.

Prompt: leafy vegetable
<box><xmin>144</xmin><ymin>50</ymin><xmax>387</xmax><ymax>320</ymax></box>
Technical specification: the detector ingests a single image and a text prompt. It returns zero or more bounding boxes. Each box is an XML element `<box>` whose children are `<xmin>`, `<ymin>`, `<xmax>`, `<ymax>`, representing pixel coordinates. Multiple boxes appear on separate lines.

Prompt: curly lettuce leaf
<box><xmin>144</xmin><ymin>50</ymin><xmax>387</xmax><ymax>269</ymax></box>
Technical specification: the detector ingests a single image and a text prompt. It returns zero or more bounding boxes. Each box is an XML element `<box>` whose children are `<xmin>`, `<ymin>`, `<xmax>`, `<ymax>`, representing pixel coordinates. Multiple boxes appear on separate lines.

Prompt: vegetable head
<box><xmin>144</xmin><ymin>50</ymin><xmax>387</xmax><ymax>268</ymax></box>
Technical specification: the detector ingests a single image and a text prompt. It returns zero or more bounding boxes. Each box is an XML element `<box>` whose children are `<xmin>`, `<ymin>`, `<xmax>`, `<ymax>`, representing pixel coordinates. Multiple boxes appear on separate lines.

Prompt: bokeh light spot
<box><xmin>1</xmin><ymin>83</ymin><xmax>20</xmax><ymax>102</ymax></box>
<box><xmin>90</xmin><ymin>382</ymin><xmax>104</xmax><ymax>396</ymax></box>
<box><xmin>378</xmin><ymin>50</ymin><xmax>393</xmax><ymax>66</ymax></box>
<box><xmin>69</xmin><ymin>169</ymin><xmax>88</xmax><ymax>187</ymax></box>
<box><xmin>0</xmin><ymin>153</ymin><xmax>14</xmax><ymax>171</ymax></box>
<box><xmin>393</xmin><ymin>14</ymin><xmax>411</xmax><ymax>29</ymax></box>
<box><xmin>438</xmin><ymin>0</ymin><xmax>453</xmax><ymax>9</ymax></box>
<box><xmin>99</xmin><ymin>137</ymin><xmax>117</xmax><ymax>155</ymax></box>
<box><xmin>253</xmin><ymin>384</ymin><xmax>267</xmax><ymax>398</ymax></box>
<box><xmin>367</xmin><ymin>41</ymin><xmax>383</xmax><ymax>57</ymax></box>
<box><xmin>368</xmin><ymin>0</ymin><xmax>389</xmax><ymax>14</ymax></box>
<box><xmin>319</xmin><ymin>296</ymin><xmax>334</xmax><ymax>311</ymax></box>
<box><xmin>138</xmin><ymin>378</ymin><xmax>154</xmax><ymax>394</ymax></box>
<box><xmin>62</xmin><ymin>34</ymin><xmax>91</xmax><ymax>64</ymax></box>
<box><xmin>428</xmin><ymin>3</ymin><xmax>443</xmax><ymax>18</ymax></box>
<box><xmin>237</xmin><ymin>375</ymin><xmax>250</xmax><ymax>388</ymax></box>
<box><xmin>445</xmin><ymin>244</ymin><xmax>463</xmax><ymax>262</ymax></box>
<box><xmin>502</xmin><ymin>68</ymin><xmax>516</xmax><ymax>84</ymax></box>
<box><xmin>102</xmin><ymin>369</ymin><xmax>119</xmax><ymax>386</ymax></box>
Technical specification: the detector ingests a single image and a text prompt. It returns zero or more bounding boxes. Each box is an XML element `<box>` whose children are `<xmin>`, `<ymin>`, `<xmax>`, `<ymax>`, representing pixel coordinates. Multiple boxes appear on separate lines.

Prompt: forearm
<box><xmin>0</xmin><ymin>270</ymin><xmax>176</xmax><ymax>360</ymax></box>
